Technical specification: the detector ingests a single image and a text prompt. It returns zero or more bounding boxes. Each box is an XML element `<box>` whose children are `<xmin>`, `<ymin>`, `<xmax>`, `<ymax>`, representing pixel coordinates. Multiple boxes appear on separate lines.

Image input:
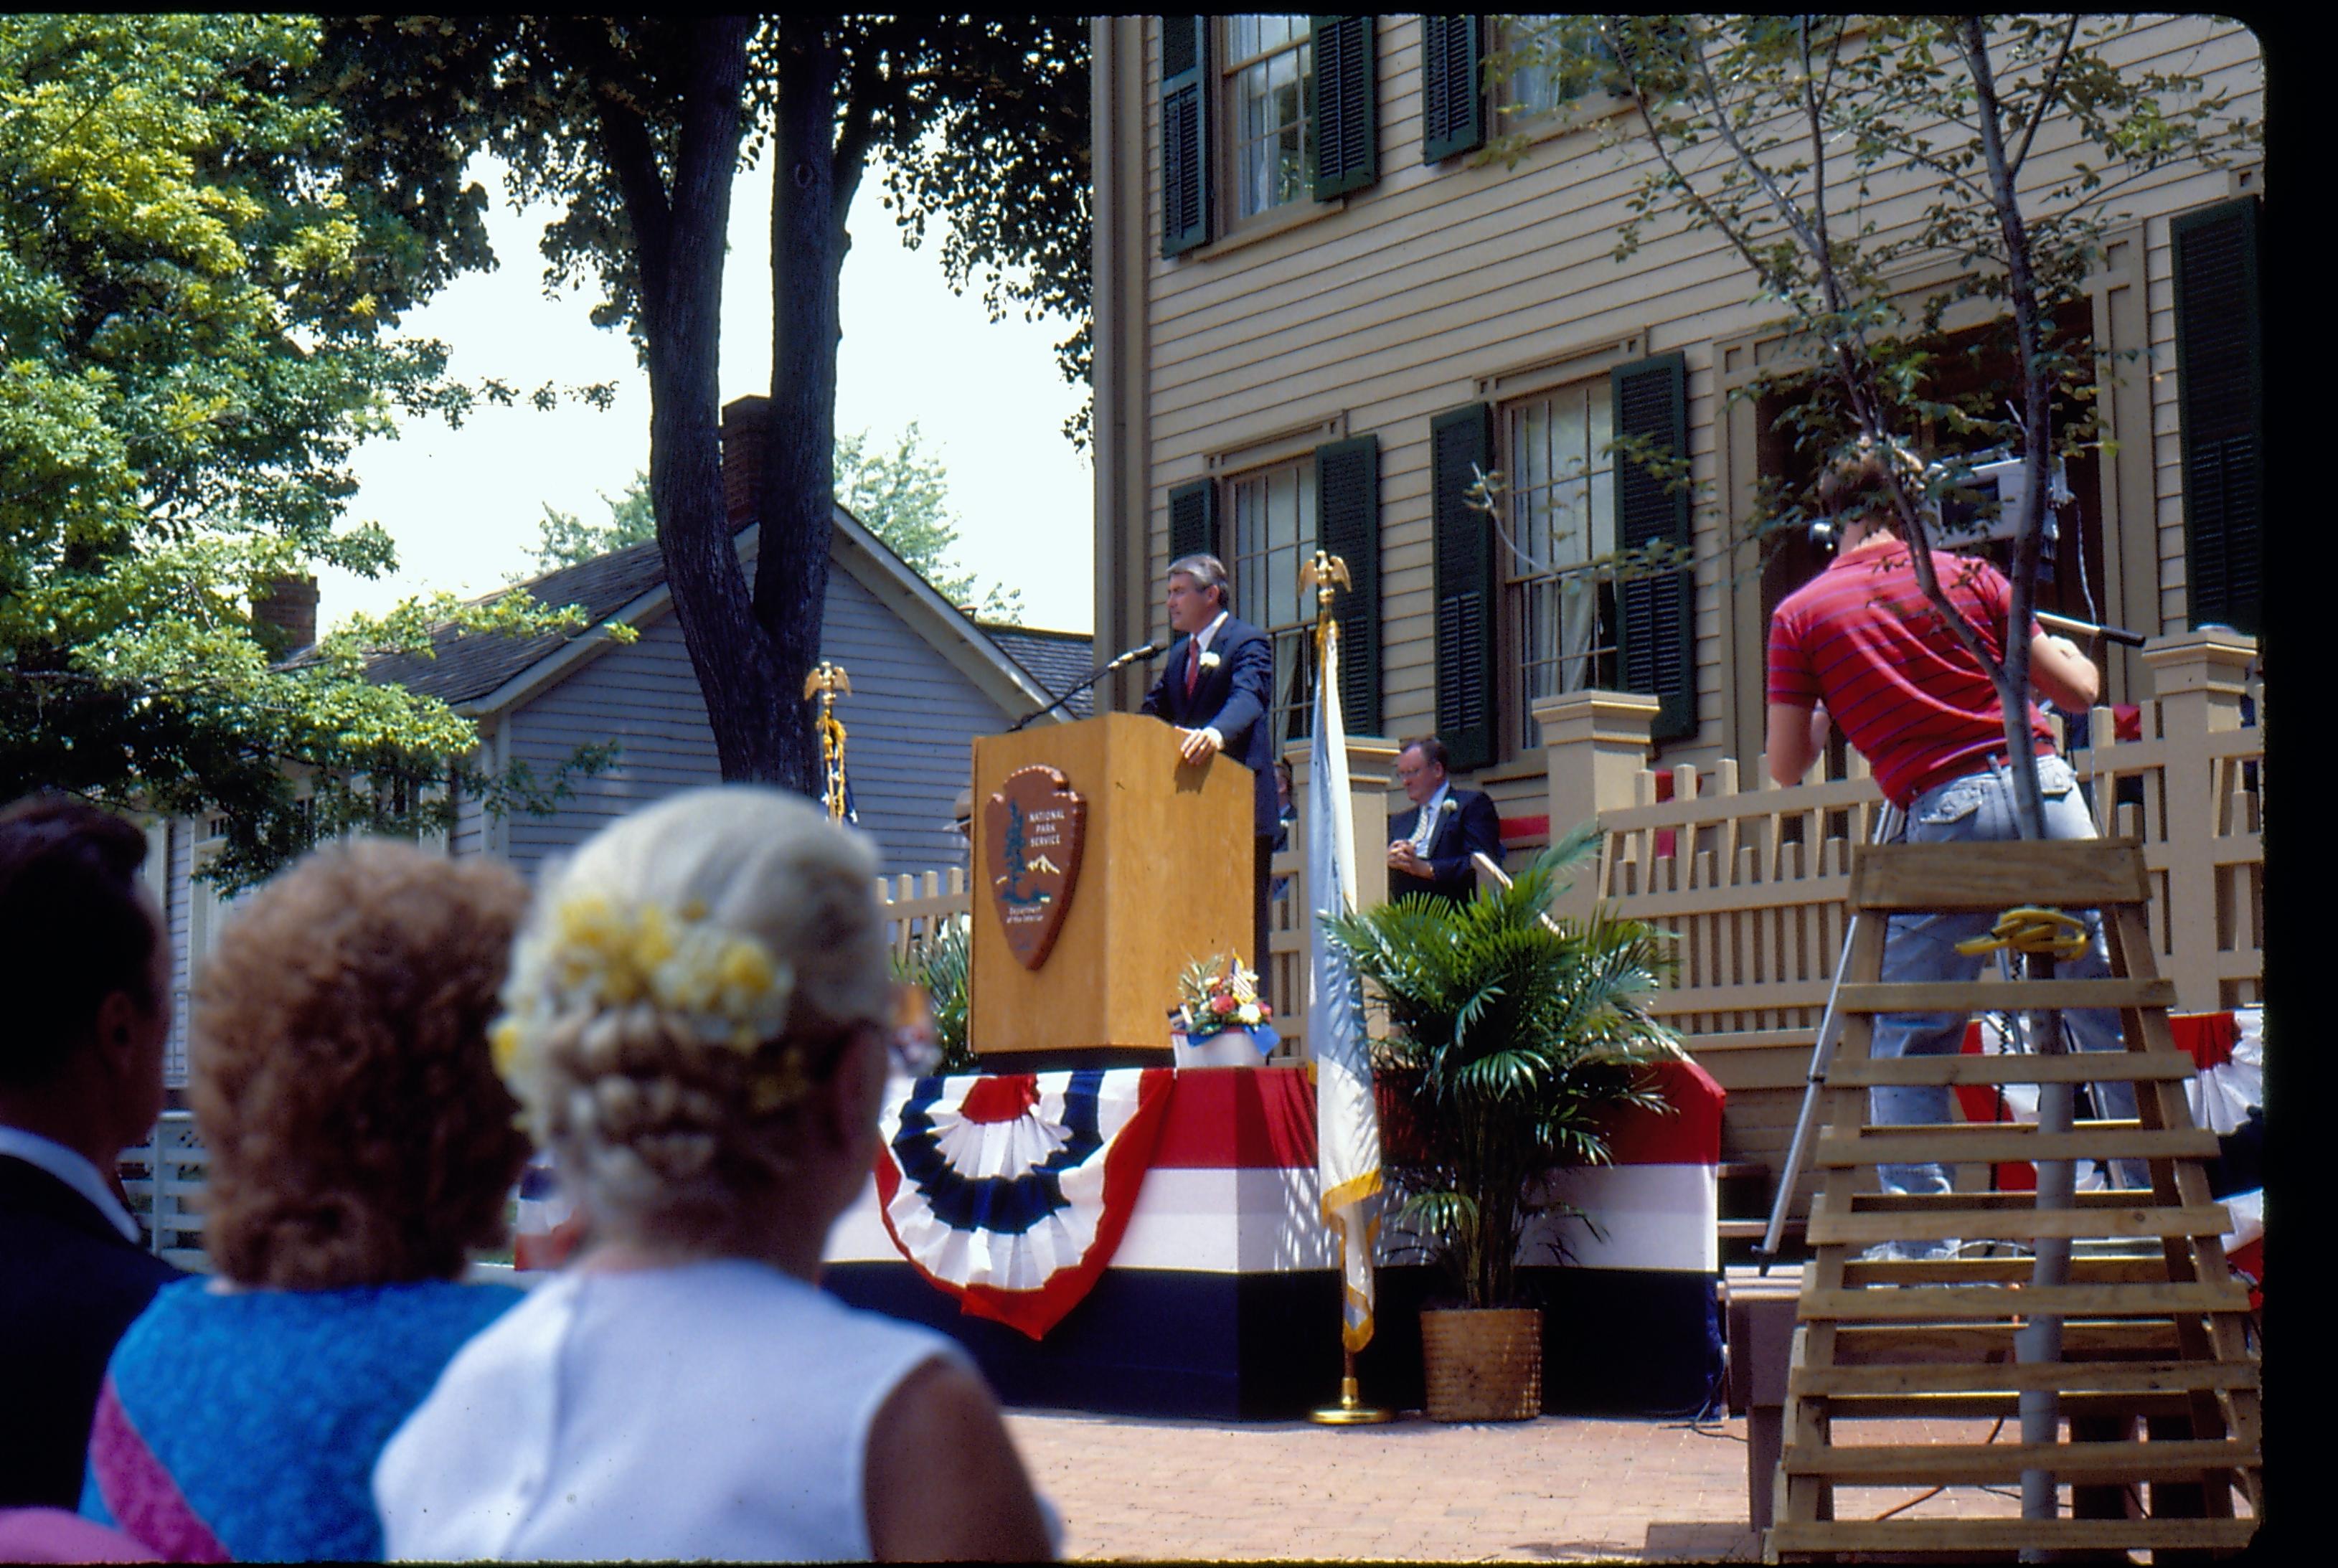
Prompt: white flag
<box><xmin>1309</xmin><ymin>622</ymin><xmax>1382</xmax><ymax>1351</ymax></box>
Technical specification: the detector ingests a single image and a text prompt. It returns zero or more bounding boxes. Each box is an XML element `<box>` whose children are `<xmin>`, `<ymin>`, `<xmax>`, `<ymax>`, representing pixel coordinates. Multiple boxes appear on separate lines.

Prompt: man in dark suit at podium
<box><xmin>1140</xmin><ymin>553</ymin><xmax>1277</xmax><ymax>974</ymax></box>
<box><xmin>1</xmin><ymin>795</ymin><xmax>184</xmax><ymax>1508</ymax></box>
<box><xmin>1387</xmin><ymin>735</ymin><xmax>1505</xmax><ymax>907</ymax></box>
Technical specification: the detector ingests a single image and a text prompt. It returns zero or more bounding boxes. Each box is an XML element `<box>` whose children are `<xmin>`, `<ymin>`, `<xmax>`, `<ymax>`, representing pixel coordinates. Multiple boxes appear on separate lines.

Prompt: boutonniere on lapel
<box><xmin>1197</xmin><ymin>651</ymin><xmax>1223</xmax><ymax>674</ymax></box>
<box><xmin>1437</xmin><ymin>798</ymin><xmax>1458</xmax><ymax>824</ymax></box>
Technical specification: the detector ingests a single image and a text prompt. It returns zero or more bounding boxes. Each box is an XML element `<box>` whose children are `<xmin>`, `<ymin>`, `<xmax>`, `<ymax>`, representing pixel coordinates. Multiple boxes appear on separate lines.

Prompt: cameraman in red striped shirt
<box><xmin>1766</xmin><ymin>438</ymin><xmax>2144</xmax><ymax>1257</ymax></box>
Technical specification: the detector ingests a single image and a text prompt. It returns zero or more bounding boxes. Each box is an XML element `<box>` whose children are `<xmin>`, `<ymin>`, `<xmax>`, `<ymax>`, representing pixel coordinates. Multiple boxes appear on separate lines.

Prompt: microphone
<box><xmin>1007</xmin><ymin>638</ymin><xmax>1171</xmax><ymax>732</ymax></box>
<box><xmin>1102</xmin><ymin>637</ymin><xmax>1171</xmax><ymax>672</ymax></box>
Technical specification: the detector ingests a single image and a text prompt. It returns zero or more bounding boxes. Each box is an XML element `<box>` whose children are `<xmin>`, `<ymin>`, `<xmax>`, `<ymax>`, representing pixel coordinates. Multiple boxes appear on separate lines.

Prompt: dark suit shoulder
<box><xmin>0</xmin><ymin>1163</ymin><xmax>183</xmax><ymax>1508</ymax></box>
<box><xmin>0</xmin><ymin>1157</ymin><xmax>183</xmax><ymax>1288</ymax></box>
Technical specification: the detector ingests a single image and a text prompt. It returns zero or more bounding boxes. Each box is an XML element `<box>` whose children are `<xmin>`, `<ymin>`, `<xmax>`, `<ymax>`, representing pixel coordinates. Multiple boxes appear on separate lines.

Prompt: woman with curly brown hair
<box><xmin>372</xmin><ymin>787</ymin><xmax>1054</xmax><ymax>1562</ymax></box>
<box><xmin>78</xmin><ymin>840</ymin><xmax>534</xmax><ymax>1562</ymax></box>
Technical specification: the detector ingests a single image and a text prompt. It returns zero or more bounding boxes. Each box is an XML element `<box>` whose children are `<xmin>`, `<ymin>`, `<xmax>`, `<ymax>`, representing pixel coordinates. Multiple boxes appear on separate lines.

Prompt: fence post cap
<box><xmin>2139</xmin><ymin>630</ymin><xmax>2255</xmax><ymax>699</ymax></box>
<box><xmin>1532</xmin><ymin>689</ymin><xmax>1661</xmax><ymax>747</ymax></box>
<box><xmin>1282</xmin><ymin>732</ymin><xmax>1403</xmax><ymax>781</ymax></box>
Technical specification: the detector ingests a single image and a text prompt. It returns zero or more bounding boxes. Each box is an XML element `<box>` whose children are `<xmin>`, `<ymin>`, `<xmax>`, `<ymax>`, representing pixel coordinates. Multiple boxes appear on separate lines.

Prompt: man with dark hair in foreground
<box><xmin>0</xmin><ymin>794</ymin><xmax>183</xmax><ymax>1508</ymax></box>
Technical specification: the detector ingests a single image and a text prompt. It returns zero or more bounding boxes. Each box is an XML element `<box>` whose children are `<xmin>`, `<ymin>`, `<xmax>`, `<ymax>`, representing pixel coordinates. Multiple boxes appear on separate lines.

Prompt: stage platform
<box><xmin>823</xmin><ymin>1064</ymin><xmax>1725</xmax><ymax>1420</ymax></box>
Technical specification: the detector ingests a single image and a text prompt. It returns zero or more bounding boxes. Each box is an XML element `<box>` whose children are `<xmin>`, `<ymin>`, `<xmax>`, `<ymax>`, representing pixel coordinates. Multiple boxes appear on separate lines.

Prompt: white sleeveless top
<box><xmin>373</xmin><ymin>1258</ymin><xmax>968</xmax><ymax>1562</ymax></box>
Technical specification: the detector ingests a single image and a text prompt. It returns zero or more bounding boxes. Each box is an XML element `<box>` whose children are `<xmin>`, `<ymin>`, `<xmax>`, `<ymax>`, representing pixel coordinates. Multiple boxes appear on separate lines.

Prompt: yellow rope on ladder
<box><xmin>1953</xmin><ymin>905</ymin><xmax>2090</xmax><ymax>961</ymax></box>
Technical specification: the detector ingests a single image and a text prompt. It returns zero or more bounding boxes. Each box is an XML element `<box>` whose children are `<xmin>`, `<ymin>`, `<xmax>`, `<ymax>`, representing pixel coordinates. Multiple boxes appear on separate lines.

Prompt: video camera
<box><xmin>1809</xmin><ymin>449</ymin><xmax>2070</xmax><ymax>583</ymax></box>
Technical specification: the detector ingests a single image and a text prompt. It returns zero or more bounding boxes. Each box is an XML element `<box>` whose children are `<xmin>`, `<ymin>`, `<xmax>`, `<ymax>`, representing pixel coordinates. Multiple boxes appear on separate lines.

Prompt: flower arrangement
<box><xmin>1173</xmin><ymin>955</ymin><xmax>1275</xmax><ymax>1043</ymax></box>
<box><xmin>491</xmin><ymin>892</ymin><xmax>798</xmax><ymax>1087</ymax></box>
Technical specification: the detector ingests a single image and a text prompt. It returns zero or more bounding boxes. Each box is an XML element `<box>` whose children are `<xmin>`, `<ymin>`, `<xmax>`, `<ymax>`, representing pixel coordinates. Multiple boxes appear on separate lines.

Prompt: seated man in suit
<box><xmin>0</xmin><ymin>795</ymin><xmax>183</xmax><ymax>1508</ymax></box>
<box><xmin>1387</xmin><ymin>735</ymin><xmax>1505</xmax><ymax>906</ymax></box>
<box><xmin>1139</xmin><ymin>553</ymin><xmax>1276</xmax><ymax>980</ymax></box>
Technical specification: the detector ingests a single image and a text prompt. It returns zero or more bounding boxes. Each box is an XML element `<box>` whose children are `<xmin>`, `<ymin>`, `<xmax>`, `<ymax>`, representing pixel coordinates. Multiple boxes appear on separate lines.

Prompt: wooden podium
<box><xmin>970</xmin><ymin>712</ymin><xmax>1252</xmax><ymax>1056</ymax></box>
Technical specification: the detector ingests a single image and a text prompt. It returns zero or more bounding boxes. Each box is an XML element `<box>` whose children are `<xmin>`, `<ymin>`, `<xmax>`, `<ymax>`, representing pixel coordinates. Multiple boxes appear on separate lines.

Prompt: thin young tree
<box><xmin>1517</xmin><ymin>15</ymin><xmax>2256</xmax><ymax>835</ymax></box>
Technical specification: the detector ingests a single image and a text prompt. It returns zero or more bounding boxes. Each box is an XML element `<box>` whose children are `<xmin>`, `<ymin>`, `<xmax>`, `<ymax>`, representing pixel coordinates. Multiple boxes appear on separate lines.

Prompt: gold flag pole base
<box><xmin>1310</xmin><ymin>1350</ymin><xmax>1392</xmax><ymax>1425</ymax></box>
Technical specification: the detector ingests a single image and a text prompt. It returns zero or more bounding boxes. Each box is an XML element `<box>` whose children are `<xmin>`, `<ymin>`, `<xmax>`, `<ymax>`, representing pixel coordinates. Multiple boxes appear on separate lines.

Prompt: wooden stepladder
<box><xmin>1768</xmin><ymin>840</ymin><xmax>2261</xmax><ymax>1562</ymax></box>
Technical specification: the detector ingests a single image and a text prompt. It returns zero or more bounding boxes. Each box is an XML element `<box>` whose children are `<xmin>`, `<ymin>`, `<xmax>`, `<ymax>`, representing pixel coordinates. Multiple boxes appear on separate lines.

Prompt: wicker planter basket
<box><xmin>1419</xmin><ymin>1306</ymin><xmax>1543</xmax><ymax>1422</ymax></box>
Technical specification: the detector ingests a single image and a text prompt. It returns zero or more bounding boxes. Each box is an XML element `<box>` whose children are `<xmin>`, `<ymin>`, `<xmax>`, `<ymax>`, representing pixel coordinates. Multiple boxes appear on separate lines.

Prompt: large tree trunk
<box><xmin>753</xmin><ymin>34</ymin><xmax>851</xmax><ymax>798</ymax></box>
<box><xmin>622</xmin><ymin>19</ymin><xmax>793</xmax><ymax>783</ymax></box>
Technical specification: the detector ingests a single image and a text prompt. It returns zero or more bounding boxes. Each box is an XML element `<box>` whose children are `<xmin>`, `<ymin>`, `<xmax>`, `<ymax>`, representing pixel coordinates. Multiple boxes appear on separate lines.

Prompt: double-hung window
<box><xmin>1230</xmin><ymin>460</ymin><xmax>1319</xmax><ymax>752</ymax></box>
<box><xmin>1505</xmin><ymin>382</ymin><xmax>1618</xmax><ymax>749</ymax></box>
<box><xmin>1225</xmin><ymin>17</ymin><xmax>1314</xmax><ymax>219</ymax></box>
<box><xmin>1499</xmin><ymin>15</ymin><xmax>1618</xmax><ymax>121</ymax></box>
<box><xmin>1430</xmin><ymin>354</ymin><xmax>1691</xmax><ymax>771</ymax></box>
<box><xmin>1160</xmin><ymin>16</ymin><xmax>1378</xmax><ymax>257</ymax></box>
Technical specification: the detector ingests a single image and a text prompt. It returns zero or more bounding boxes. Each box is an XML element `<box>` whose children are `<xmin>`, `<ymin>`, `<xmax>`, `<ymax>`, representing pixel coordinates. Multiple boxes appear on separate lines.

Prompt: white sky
<box><xmin>324</xmin><ymin>154</ymin><xmax>1095</xmax><ymax>633</ymax></box>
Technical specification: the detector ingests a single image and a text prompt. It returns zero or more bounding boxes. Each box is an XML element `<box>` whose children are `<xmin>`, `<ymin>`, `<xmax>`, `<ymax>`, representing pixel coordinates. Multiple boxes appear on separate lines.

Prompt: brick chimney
<box><xmin>720</xmin><ymin>396</ymin><xmax>770</xmax><ymax>529</ymax></box>
<box><xmin>251</xmin><ymin>575</ymin><xmax>320</xmax><ymax>657</ymax></box>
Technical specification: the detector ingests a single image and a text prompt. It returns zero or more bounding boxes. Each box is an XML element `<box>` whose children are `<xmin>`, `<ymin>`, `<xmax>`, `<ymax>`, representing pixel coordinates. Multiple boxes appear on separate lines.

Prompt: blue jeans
<box><xmin>1870</xmin><ymin>755</ymin><xmax>2148</xmax><ymax>1254</ymax></box>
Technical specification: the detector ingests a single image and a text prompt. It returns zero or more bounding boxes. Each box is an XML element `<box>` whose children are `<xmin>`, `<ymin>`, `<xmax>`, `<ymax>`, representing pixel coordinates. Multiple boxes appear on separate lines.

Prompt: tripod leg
<box><xmin>1756</xmin><ymin>803</ymin><xmax>1905</xmax><ymax>1265</ymax></box>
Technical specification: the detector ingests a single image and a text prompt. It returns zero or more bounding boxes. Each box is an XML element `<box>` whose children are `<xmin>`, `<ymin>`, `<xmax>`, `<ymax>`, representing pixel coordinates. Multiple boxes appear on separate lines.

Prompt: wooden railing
<box><xmin>1581</xmin><ymin>631</ymin><xmax>2263</xmax><ymax>1032</ymax></box>
<box><xmin>118</xmin><ymin>1110</ymin><xmax>208</xmax><ymax>1272</ymax></box>
<box><xmin>878</xmin><ymin>867</ymin><xmax>970</xmax><ymax>965</ymax></box>
<box><xmin>1551</xmin><ymin>630</ymin><xmax>2263</xmax><ymax>1220</ymax></box>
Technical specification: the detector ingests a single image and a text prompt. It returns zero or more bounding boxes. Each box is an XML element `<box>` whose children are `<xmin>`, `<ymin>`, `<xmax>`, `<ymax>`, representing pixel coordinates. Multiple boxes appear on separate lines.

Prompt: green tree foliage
<box><xmin>1492</xmin><ymin>15</ymin><xmax>2253</xmax><ymax>833</ymax></box>
<box><xmin>1</xmin><ymin>14</ymin><xmax>605</xmax><ymax>886</ymax></box>
<box><xmin>320</xmin><ymin>18</ymin><xmax>1084</xmax><ymax>792</ymax></box>
<box><xmin>527</xmin><ymin>477</ymin><xmax>657</xmax><ymax>572</ymax></box>
<box><xmin>835</xmin><ymin>425</ymin><xmax>1022</xmax><ymax>620</ymax></box>
<box><xmin>529</xmin><ymin>433</ymin><xmax>1024</xmax><ymax>620</ymax></box>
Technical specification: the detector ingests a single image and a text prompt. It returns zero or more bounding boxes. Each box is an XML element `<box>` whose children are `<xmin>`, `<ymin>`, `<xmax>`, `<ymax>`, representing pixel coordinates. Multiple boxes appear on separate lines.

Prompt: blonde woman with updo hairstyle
<box><xmin>373</xmin><ymin>787</ymin><xmax>1054</xmax><ymax>1563</ymax></box>
<box><xmin>77</xmin><ymin>840</ymin><xmax>533</xmax><ymax>1562</ymax></box>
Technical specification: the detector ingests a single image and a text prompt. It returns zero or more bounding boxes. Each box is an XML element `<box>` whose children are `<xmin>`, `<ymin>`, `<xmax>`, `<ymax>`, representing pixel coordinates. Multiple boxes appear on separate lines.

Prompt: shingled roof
<box><xmin>359</xmin><ymin>535</ymin><xmax>679</xmax><ymax>706</ymax></box>
<box><xmin>984</xmin><ymin>624</ymin><xmax>1096</xmax><ymax>719</ymax></box>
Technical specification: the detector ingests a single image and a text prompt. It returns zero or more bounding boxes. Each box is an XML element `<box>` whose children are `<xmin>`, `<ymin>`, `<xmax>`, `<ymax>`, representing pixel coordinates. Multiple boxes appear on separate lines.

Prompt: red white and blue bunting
<box><xmin>872</xmin><ymin>1068</ymin><xmax>1174</xmax><ymax>1340</ymax></box>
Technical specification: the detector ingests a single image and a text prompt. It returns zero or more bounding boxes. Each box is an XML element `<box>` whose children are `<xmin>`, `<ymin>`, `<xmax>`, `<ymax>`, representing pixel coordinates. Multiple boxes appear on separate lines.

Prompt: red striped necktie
<box><xmin>1184</xmin><ymin>638</ymin><xmax>1201</xmax><ymax>697</ymax></box>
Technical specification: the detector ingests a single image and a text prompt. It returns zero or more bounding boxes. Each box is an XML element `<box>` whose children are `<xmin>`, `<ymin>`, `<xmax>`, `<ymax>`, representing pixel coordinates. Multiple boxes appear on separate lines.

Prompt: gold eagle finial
<box><xmin>1301</xmin><ymin>551</ymin><xmax>1351</xmax><ymax>651</ymax></box>
<box><xmin>803</xmin><ymin>661</ymin><xmax>852</xmax><ymax>702</ymax></box>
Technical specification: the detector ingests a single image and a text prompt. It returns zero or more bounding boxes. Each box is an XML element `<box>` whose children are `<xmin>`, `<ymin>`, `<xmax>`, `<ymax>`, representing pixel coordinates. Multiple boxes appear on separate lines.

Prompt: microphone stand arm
<box><xmin>1007</xmin><ymin>648</ymin><xmax>1156</xmax><ymax>732</ymax></box>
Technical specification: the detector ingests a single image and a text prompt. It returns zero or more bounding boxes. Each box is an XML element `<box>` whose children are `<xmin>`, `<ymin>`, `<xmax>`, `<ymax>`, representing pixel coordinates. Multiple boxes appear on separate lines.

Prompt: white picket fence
<box><xmin>117</xmin><ymin>1110</ymin><xmax>208</xmax><ymax>1272</ymax></box>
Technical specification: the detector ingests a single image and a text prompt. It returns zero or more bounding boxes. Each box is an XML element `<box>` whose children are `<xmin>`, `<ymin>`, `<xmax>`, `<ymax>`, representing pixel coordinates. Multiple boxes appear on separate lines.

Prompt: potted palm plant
<box><xmin>895</xmin><ymin>913</ymin><xmax>977</xmax><ymax>1074</ymax></box>
<box><xmin>1324</xmin><ymin>824</ymin><xmax>1681</xmax><ymax>1422</ymax></box>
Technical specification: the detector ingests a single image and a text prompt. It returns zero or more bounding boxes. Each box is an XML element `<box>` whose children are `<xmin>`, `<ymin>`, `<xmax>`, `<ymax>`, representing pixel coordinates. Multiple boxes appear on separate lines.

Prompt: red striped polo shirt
<box><xmin>1768</xmin><ymin>541</ymin><xmax>2050</xmax><ymax>808</ymax></box>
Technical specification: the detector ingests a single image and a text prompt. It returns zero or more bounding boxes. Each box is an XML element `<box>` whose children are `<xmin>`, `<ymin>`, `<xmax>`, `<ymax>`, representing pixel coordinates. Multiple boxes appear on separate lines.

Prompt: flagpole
<box><xmin>804</xmin><ymin>660</ymin><xmax>852</xmax><ymax>821</ymax></box>
<box><xmin>1311</xmin><ymin>1211</ymin><xmax>1392</xmax><ymax>1425</ymax></box>
<box><xmin>1301</xmin><ymin>549</ymin><xmax>1392</xmax><ymax>1428</ymax></box>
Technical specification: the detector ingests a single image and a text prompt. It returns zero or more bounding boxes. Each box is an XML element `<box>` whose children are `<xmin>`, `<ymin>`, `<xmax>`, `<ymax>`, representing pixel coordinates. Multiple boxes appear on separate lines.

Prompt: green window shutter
<box><xmin>1420</xmin><ymin>16</ymin><xmax>1485</xmax><ymax>164</ymax></box>
<box><xmin>2171</xmin><ymin>197</ymin><xmax>2263</xmax><ymax>636</ymax></box>
<box><xmin>1309</xmin><ymin>16</ymin><xmax>1378</xmax><ymax>199</ymax></box>
<box><xmin>1161</xmin><ymin>16</ymin><xmax>1213</xmax><ymax>257</ymax></box>
<box><xmin>1315</xmin><ymin>434</ymin><xmax>1382</xmax><ymax>735</ymax></box>
<box><xmin>1167</xmin><ymin>478</ymin><xmax>1218</xmax><ymax>567</ymax></box>
<box><xmin>1430</xmin><ymin>405</ymin><xmax>1497</xmax><ymax>772</ymax></box>
<box><xmin>1611</xmin><ymin>352</ymin><xmax>1695</xmax><ymax>742</ymax></box>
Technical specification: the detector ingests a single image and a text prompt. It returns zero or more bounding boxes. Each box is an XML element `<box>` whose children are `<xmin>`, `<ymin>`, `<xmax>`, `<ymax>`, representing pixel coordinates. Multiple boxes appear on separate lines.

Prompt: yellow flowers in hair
<box><xmin>493</xmin><ymin>892</ymin><xmax>798</xmax><ymax>1097</ymax></box>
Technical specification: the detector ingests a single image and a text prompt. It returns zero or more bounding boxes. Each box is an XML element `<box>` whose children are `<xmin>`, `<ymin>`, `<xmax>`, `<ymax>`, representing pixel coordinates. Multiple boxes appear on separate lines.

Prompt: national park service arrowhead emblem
<box><xmin>984</xmin><ymin>765</ymin><xmax>1086</xmax><ymax>970</ymax></box>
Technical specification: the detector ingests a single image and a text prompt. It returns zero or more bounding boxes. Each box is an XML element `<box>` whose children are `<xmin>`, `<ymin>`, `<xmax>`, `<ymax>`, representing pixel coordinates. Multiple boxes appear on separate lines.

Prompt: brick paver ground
<box><xmin>1005</xmin><ymin>1409</ymin><xmax>2030</xmax><ymax>1562</ymax></box>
